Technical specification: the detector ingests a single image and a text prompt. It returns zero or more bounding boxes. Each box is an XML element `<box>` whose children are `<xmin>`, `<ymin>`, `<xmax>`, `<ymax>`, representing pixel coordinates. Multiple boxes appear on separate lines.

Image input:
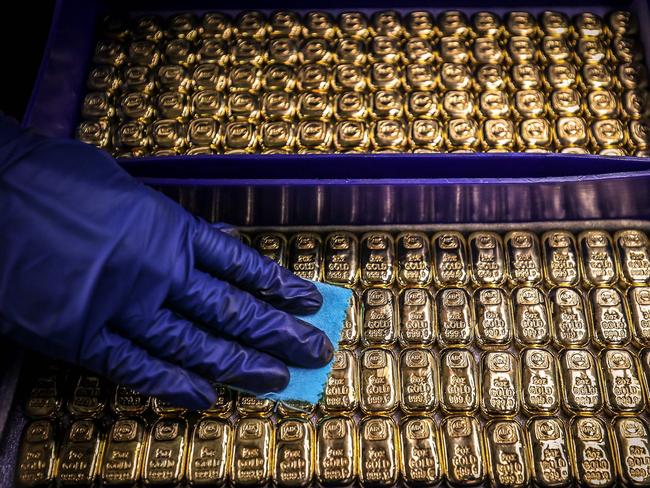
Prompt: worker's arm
<box><xmin>0</xmin><ymin>115</ymin><xmax>332</xmax><ymax>409</ymax></box>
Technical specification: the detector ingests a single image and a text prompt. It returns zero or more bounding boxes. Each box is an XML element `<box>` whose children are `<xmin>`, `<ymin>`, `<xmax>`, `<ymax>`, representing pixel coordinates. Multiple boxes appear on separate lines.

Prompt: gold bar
<box><xmin>359</xmin><ymin>416</ymin><xmax>399</xmax><ymax>487</ymax></box>
<box><xmin>399</xmin><ymin>288</ymin><xmax>434</xmax><ymax>346</ymax></box>
<box><xmin>578</xmin><ymin>230</ymin><xmax>618</xmax><ymax>287</ymax></box>
<box><xmin>111</xmin><ymin>385</ymin><xmax>150</xmax><ymax>416</ymax></box>
<box><xmin>614</xmin><ymin>229</ymin><xmax>650</xmax><ymax>285</ymax></box>
<box><xmin>142</xmin><ymin>417</ymin><xmax>187</xmax><ymax>486</ymax></box>
<box><xmin>25</xmin><ymin>369</ymin><xmax>62</xmax><ymax>419</ymax></box>
<box><xmin>589</xmin><ymin>287</ymin><xmax>631</xmax><ymax>348</ymax></box>
<box><xmin>504</xmin><ymin>231</ymin><xmax>543</xmax><ymax>286</ymax></box>
<box><xmin>527</xmin><ymin>417</ymin><xmax>572</xmax><ymax>487</ymax></box>
<box><xmin>151</xmin><ymin>398</ymin><xmax>187</xmax><ymax>416</ymax></box>
<box><xmin>440</xmin><ymin>415</ymin><xmax>485</xmax><ymax>487</ymax></box>
<box><xmin>569</xmin><ymin>416</ymin><xmax>616</xmax><ymax>488</ymax></box>
<box><xmin>236</xmin><ymin>394</ymin><xmax>275</xmax><ymax>417</ymax></box>
<box><xmin>484</xmin><ymin>420</ymin><xmax>529</xmax><ymax>488</ymax></box>
<box><xmin>480</xmin><ymin>351</ymin><xmax>520</xmax><ymax>417</ymax></box>
<box><xmin>361</xmin><ymin>288</ymin><xmax>398</xmax><ymax>347</ymax></box>
<box><xmin>468</xmin><ymin>231</ymin><xmax>506</xmax><ymax>287</ymax></box>
<box><xmin>512</xmin><ymin>286</ymin><xmax>551</xmax><ymax>347</ymax></box>
<box><xmin>339</xmin><ymin>293</ymin><xmax>360</xmax><ymax>348</ymax></box>
<box><xmin>187</xmin><ymin>417</ymin><xmax>231</xmax><ymax>486</ymax></box>
<box><xmin>320</xmin><ymin>349</ymin><xmax>359</xmax><ymax>414</ymax></box>
<box><xmin>549</xmin><ymin>287</ymin><xmax>590</xmax><ymax>348</ymax></box>
<box><xmin>289</xmin><ymin>233</ymin><xmax>322</xmax><ymax>281</ymax></box>
<box><xmin>274</xmin><ymin>418</ymin><xmax>314</xmax><ymax>487</ymax></box>
<box><xmin>399</xmin><ymin>416</ymin><xmax>441</xmax><ymax>487</ymax></box>
<box><xmin>67</xmin><ymin>374</ymin><xmax>107</xmax><ymax>418</ymax></box>
<box><xmin>277</xmin><ymin>401</ymin><xmax>316</xmax><ymax>418</ymax></box>
<box><xmin>16</xmin><ymin>420</ymin><xmax>58</xmax><ymax>487</ymax></box>
<box><xmin>474</xmin><ymin>287</ymin><xmax>513</xmax><ymax>349</ymax></box>
<box><xmin>613</xmin><ymin>416</ymin><xmax>650</xmax><ymax>486</ymax></box>
<box><xmin>58</xmin><ymin>420</ymin><xmax>103</xmax><ymax>486</ymax></box>
<box><xmin>440</xmin><ymin>348</ymin><xmax>479</xmax><ymax>414</ymax></box>
<box><xmin>102</xmin><ymin>418</ymin><xmax>145</xmax><ymax>486</ymax></box>
<box><xmin>360</xmin><ymin>348</ymin><xmax>399</xmax><ymax>414</ymax></box>
<box><xmin>253</xmin><ymin>232</ymin><xmax>287</xmax><ymax>267</ymax></box>
<box><xmin>360</xmin><ymin>232</ymin><xmax>395</xmax><ymax>287</ymax></box>
<box><xmin>324</xmin><ymin>231</ymin><xmax>358</xmax><ymax>287</ymax></box>
<box><xmin>399</xmin><ymin>348</ymin><xmax>438</xmax><ymax>413</ymax></box>
<box><xmin>436</xmin><ymin>288</ymin><xmax>474</xmax><ymax>347</ymax></box>
<box><xmin>315</xmin><ymin>416</ymin><xmax>358</xmax><ymax>486</ymax></box>
<box><xmin>541</xmin><ymin>230</ymin><xmax>580</xmax><ymax>286</ymax></box>
<box><xmin>202</xmin><ymin>385</ymin><xmax>235</xmax><ymax>418</ymax></box>
<box><xmin>559</xmin><ymin>349</ymin><xmax>602</xmax><ymax>414</ymax></box>
<box><xmin>521</xmin><ymin>348</ymin><xmax>560</xmax><ymax>415</ymax></box>
<box><xmin>600</xmin><ymin>348</ymin><xmax>645</xmax><ymax>414</ymax></box>
<box><xmin>396</xmin><ymin>232</ymin><xmax>431</xmax><ymax>287</ymax></box>
<box><xmin>431</xmin><ymin>231</ymin><xmax>469</xmax><ymax>287</ymax></box>
<box><xmin>232</xmin><ymin>417</ymin><xmax>274</xmax><ymax>486</ymax></box>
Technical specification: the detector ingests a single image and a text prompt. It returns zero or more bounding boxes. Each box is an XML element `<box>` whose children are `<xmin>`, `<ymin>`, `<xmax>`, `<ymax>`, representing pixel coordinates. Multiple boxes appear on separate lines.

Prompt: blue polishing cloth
<box><xmin>260</xmin><ymin>281</ymin><xmax>353</xmax><ymax>404</ymax></box>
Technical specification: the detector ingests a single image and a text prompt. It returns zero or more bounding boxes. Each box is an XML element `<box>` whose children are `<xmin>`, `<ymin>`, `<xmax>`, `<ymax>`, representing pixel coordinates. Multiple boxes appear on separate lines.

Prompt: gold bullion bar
<box><xmin>253</xmin><ymin>232</ymin><xmax>287</xmax><ymax>267</ymax></box>
<box><xmin>232</xmin><ymin>417</ymin><xmax>274</xmax><ymax>486</ymax></box>
<box><xmin>339</xmin><ymin>293</ymin><xmax>360</xmax><ymax>348</ymax></box>
<box><xmin>320</xmin><ymin>349</ymin><xmax>359</xmax><ymax>414</ymax></box>
<box><xmin>143</xmin><ymin>417</ymin><xmax>187</xmax><ymax>486</ymax></box>
<box><xmin>236</xmin><ymin>394</ymin><xmax>275</xmax><ymax>417</ymax></box>
<box><xmin>578</xmin><ymin>230</ymin><xmax>618</xmax><ymax>287</ymax></box>
<box><xmin>202</xmin><ymin>384</ymin><xmax>235</xmax><ymax>418</ymax></box>
<box><xmin>631</xmin><ymin>288</ymin><xmax>650</xmax><ymax>347</ymax></box>
<box><xmin>569</xmin><ymin>416</ymin><xmax>616</xmax><ymax>488</ymax></box>
<box><xmin>151</xmin><ymin>398</ymin><xmax>187</xmax><ymax>416</ymax></box>
<box><xmin>559</xmin><ymin>349</ymin><xmax>603</xmax><ymax>414</ymax></box>
<box><xmin>67</xmin><ymin>374</ymin><xmax>107</xmax><ymax>418</ymax></box>
<box><xmin>58</xmin><ymin>420</ymin><xmax>103</xmax><ymax>486</ymax></box>
<box><xmin>468</xmin><ymin>231</ymin><xmax>506</xmax><ymax>287</ymax></box>
<box><xmin>613</xmin><ymin>416</ymin><xmax>650</xmax><ymax>486</ymax></box>
<box><xmin>399</xmin><ymin>288</ymin><xmax>434</xmax><ymax>346</ymax></box>
<box><xmin>541</xmin><ymin>230</ymin><xmax>581</xmax><ymax>286</ymax></box>
<box><xmin>316</xmin><ymin>416</ymin><xmax>358</xmax><ymax>486</ymax></box>
<box><xmin>484</xmin><ymin>420</ymin><xmax>529</xmax><ymax>488</ymax></box>
<box><xmin>512</xmin><ymin>286</ymin><xmax>551</xmax><ymax>347</ymax></box>
<box><xmin>527</xmin><ymin>417</ymin><xmax>572</xmax><ymax>488</ymax></box>
<box><xmin>324</xmin><ymin>232</ymin><xmax>358</xmax><ymax>287</ymax></box>
<box><xmin>431</xmin><ymin>231</ymin><xmax>469</xmax><ymax>287</ymax></box>
<box><xmin>399</xmin><ymin>416</ymin><xmax>441</xmax><ymax>487</ymax></box>
<box><xmin>16</xmin><ymin>420</ymin><xmax>58</xmax><ymax>487</ymax></box>
<box><xmin>289</xmin><ymin>233</ymin><xmax>322</xmax><ymax>282</ymax></box>
<box><xmin>360</xmin><ymin>348</ymin><xmax>399</xmax><ymax>414</ymax></box>
<box><xmin>599</xmin><ymin>348</ymin><xmax>645</xmax><ymax>414</ymax></box>
<box><xmin>359</xmin><ymin>416</ymin><xmax>399</xmax><ymax>487</ymax></box>
<box><xmin>640</xmin><ymin>348</ymin><xmax>650</xmax><ymax>403</ymax></box>
<box><xmin>436</xmin><ymin>288</ymin><xmax>473</xmax><ymax>347</ymax></box>
<box><xmin>440</xmin><ymin>348</ymin><xmax>479</xmax><ymax>414</ymax></box>
<box><xmin>614</xmin><ymin>229</ymin><xmax>650</xmax><ymax>285</ymax></box>
<box><xmin>480</xmin><ymin>351</ymin><xmax>520</xmax><ymax>417</ymax></box>
<box><xmin>549</xmin><ymin>287</ymin><xmax>591</xmax><ymax>348</ymax></box>
<box><xmin>589</xmin><ymin>287</ymin><xmax>632</xmax><ymax>347</ymax></box>
<box><xmin>521</xmin><ymin>348</ymin><xmax>560</xmax><ymax>415</ymax></box>
<box><xmin>360</xmin><ymin>231</ymin><xmax>395</xmax><ymax>287</ymax></box>
<box><xmin>474</xmin><ymin>287</ymin><xmax>513</xmax><ymax>349</ymax></box>
<box><xmin>400</xmin><ymin>348</ymin><xmax>438</xmax><ymax>414</ymax></box>
<box><xmin>25</xmin><ymin>369</ymin><xmax>62</xmax><ymax>419</ymax></box>
<box><xmin>277</xmin><ymin>401</ymin><xmax>316</xmax><ymax>418</ymax></box>
<box><xmin>361</xmin><ymin>288</ymin><xmax>398</xmax><ymax>347</ymax></box>
<box><xmin>274</xmin><ymin>418</ymin><xmax>314</xmax><ymax>487</ymax></box>
<box><xmin>111</xmin><ymin>385</ymin><xmax>150</xmax><ymax>416</ymax></box>
<box><xmin>187</xmin><ymin>417</ymin><xmax>231</xmax><ymax>486</ymax></box>
<box><xmin>102</xmin><ymin>418</ymin><xmax>145</xmax><ymax>486</ymax></box>
<box><xmin>440</xmin><ymin>415</ymin><xmax>485</xmax><ymax>487</ymax></box>
<box><xmin>504</xmin><ymin>231</ymin><xmax>543</xmax><ymax>286</ymax></box>
<box><xmin>396</xmin><ymin>232</ymin><xmax>431</xmax><ymax>287</ymax></box>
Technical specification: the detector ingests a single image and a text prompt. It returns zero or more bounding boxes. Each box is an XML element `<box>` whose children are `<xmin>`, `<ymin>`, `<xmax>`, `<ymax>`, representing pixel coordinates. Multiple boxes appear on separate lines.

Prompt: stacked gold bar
<box><xmin>76</xmin><ymin>10</ymin><xmax>650</xmax><ymax>156</ymax></box>
<box><xmin>16</xmin><ymin>226</ymin><xmax>650</xmax><ymax>487</ymax></box>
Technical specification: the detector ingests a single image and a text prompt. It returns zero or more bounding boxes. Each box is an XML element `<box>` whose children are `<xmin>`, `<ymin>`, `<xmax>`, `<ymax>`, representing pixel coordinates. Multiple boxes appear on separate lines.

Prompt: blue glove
<box><xmin>0</xmin><ymin>115</ymin><xmax>333</xmax><ymax>409</ymax></box>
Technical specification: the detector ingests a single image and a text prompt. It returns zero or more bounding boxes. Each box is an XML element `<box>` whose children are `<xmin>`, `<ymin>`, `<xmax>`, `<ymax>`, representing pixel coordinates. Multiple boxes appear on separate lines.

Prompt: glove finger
<box><xmin>192</xmin><ymin>219</ymin><xmax>322</xmax><ymax>314</ymax></box>
<box><xmin>114</xmin><ymin>309</ymin><xmax>290</xmax><ymax>394</ymax></box>
<box><xmin>81</xmin><ymin>327</ymin><xmax>216</xmax><ymax>410</ymax></box>
<box><xmin>169</xmin><ymin>268</ymin><xmax>334</xmax><ymax>368</ymax></box>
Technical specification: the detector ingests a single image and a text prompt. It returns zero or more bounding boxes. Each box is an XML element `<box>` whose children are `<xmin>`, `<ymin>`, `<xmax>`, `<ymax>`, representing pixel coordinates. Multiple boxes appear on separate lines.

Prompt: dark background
<box><xmin>1</xmin><ymin>2</ymin><xmax>56</xmax><ymax>121</ymax></box>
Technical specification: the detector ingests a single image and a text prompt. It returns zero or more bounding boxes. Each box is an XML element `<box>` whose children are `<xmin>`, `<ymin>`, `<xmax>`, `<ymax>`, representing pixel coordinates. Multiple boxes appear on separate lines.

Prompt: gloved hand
<box><xmin>0</xmin><ymin>115</ymin><xmax>332</xmax><ymax>409</ymax></box>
